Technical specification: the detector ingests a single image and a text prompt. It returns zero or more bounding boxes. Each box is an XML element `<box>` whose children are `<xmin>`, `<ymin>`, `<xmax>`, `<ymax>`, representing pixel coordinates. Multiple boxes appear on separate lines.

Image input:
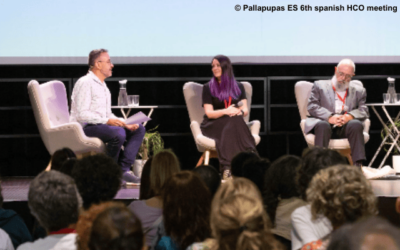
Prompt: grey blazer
<box><xmin>304</xmin><ymin>80</ymin><xmax>369</xmax><ymax>134</ymax></box>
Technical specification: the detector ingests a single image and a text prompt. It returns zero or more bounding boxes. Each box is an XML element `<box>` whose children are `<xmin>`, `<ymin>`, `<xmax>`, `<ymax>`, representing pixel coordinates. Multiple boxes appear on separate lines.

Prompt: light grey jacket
<box><xmin>304</xmin><ymin>80</ymin><xmax>369</xmax><ymax>134</ymax></box>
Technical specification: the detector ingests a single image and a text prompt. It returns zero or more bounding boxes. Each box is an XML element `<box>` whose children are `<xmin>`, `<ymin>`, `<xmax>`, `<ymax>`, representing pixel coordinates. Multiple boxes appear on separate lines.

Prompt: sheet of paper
<box><xmin>125</xmin><ymin>111</ymin><xmax>151</xmax><ymax>125</ymax></box>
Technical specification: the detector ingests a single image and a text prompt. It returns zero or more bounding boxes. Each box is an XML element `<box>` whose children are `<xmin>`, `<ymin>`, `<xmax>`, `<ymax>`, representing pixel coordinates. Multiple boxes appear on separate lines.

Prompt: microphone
<box><xmin>231</xmin><ymin>101</ymin><xmax>243</xmax><ymax>108</ymax></box>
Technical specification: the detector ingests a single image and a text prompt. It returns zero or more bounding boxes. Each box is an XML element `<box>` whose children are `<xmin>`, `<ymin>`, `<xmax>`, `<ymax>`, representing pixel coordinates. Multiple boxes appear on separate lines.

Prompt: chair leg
<box><xmin>196</xmin><ymin>152</ymin><xmax>206</xmax><ymax>167</ymax></box>
<box><xmin>196</xmin><ymin>150</ymin><xmax>218</xmax><ymax>167</ymax></box>
<box><xmin>204</xmin><ymin>151</ymin><xmax>210</xmax><ymax>165</ymax></box>
<box><xmin>338</xmin><ymin>148</ymin><xmax>353</xmax><ymax>166</ymax></box>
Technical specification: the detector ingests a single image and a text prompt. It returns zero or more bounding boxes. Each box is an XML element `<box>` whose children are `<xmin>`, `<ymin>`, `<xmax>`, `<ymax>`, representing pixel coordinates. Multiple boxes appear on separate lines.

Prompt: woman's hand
<box><xmin>225</xmin><ymin>106</ymin><xmax>242</xmax><ymax>117</ymax></box>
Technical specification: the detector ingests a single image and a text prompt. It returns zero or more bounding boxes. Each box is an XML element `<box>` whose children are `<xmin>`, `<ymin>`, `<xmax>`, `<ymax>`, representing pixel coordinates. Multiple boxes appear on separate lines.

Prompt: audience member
<box><xmin>327</xmin><ymin>216</ymin><xmax>400</xmax><ymax>250</ymax></box>
<box><xmin>0</xmin><ymin>227</ymin><xmax>14</xmax><ymax>250</ymax></box>
<box><xmin>17</xmin><ymin>171</ymin><xmax>81</xmax><ymax>250</ymax></box>
<box><xmin>88</xmin><ymin>204</ymin><xmax>144</xmax><ymax>250</ymax></box>
<box><xmin>153</xmin><ymin>171</ymin><xmax>211</xmax><ymax>250</ymax></box>
<box><xmin>72</xmin><ymin>154</ymin><xmax>122</xmax><ymax>210</ymax></box>
<box><xmin>231</xmin><ymin>151</ymin><xmax>259</xmax><ymax>177</ymax></box>
<box><xmin>76</xmin><ymin>202</ymin><xmax>119</xmax><ymax>250</ymax></box>
<box><xmin>139</xmin><ymin>157</ymin><xmax>153</xmax><ymax>200</ymax></box>
<box><xmin>192</xmin><ymin>165</ymin><xmax>221</xmax><ymax>198</ymax></box>
<box><xmin>58</xmin><ymin>158</ymin><xmax>78</xmax><ymax>177</ymax></box>
<box><xmin>291</xmin><ymin>147</ymin><xmax>347</xmax><ymax>250</ymax></box>
<box><xmin>301</xmin><ymin>164</ymin><xmax>377</xmax><ymax>250</ymax></box>
<box><xmin>242</xmin><ymin>157</ymin><xmax>270</xmax><ymax>194</ymax></box>
<box><xmin>129</xmin><ymin>149</ymin><xmax>180</xmax><ymax>246</ymax></box>
<box><xmin>0</xmin><ymin>184</ymin><xmax>32</xmax><ymax>249</ymax></box>
<box><xmin>50</xmin><ymin>148</ymin><xmax>77</xmax><ymax>171</ymax></box>
<box><xmin>263</xmin><ymin>155</ymin><xmax>306</xmax><ymax>250</ymax></box>
<box><xmin>210</xmin><ymin>178</ymin><xmax>282</xmax><ymax>250</ymax></box>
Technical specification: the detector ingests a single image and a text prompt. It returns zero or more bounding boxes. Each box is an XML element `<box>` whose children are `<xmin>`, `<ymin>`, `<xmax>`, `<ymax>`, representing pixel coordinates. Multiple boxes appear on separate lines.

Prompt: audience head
<box><xmin>28</xmin><ymin>170</ymin><xmax>81</xmax><ymax>232</ymax></box>
<box><xmin>139</xmin><ymin>157</ymin><xmax>153</xmax><ymax>200</ymax></box>
<box><xmin>72</xmin><ymin>154</ymin><xmax>122</xmax><ymax>210</ymax></box>
<box><xmin>51</xmin><ymin>147</ymin><xmax>76</xmax><ymax>171</ymax></box>
<box><xmin>192</xmin><ymin>164</ymin><xmax>221</xmax><ymax>198</ymax></box>
<box><xmin>328</xmin><ymin>216</ymin><xmax>400</xmax><ymax>250</ymax></box>
<box><xmin>307</xmin><ymin>164</ymin><xmax>377</xmax><ymax>229</ymax></box>
<box><xmin>88</xmin><ymin>204</ymin><xmax>144</xmax><ymax>250</ymax></box>
<box><xmin>231</xmin><ymin>151</ymin><xmax>259</xmax><ymax>177</ymax></box>
<box><xmin>242</xmin><ymin>158</ymin><xmax>270</xmax><ymax>194</ymax></box>
<box><xmin>162</xmin><ymin>171</ymin><xmax>211</xmax><ymax>250</ymax></box>
<box><xmin>150</xmin><ymin>149</ymin><xmax>180</xmax><ymax>196</ymax></box>
<box><xmin>211</xmin><ymin>178</ymin><xmax>280</xmax><ymax>250</ymax></box>
<box><xmin>263</xmin><ymin>155</ymin><xmax>302</xmax><ymax>225</ymax></box>
<box><xmin>297</xmin><ymin>147</ymin><xmax>347</xmax><ymax>200</ymax></box>
<box><xmin>58</xmin><ymin>158</ymin><xmax>78</xmax><ymax>177</ymax></box>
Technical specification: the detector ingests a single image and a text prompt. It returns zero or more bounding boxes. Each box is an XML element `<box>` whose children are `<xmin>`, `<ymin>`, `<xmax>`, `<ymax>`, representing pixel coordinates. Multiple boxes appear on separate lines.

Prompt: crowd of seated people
<box><xmin>1</xmin><ymin>146</ymin><xmax>400</xmax><ymax>250</ymax></box>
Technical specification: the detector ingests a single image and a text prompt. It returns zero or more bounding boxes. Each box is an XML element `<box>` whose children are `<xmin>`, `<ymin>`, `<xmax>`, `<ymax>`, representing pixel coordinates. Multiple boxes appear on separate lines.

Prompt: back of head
<box><xmin>58</xmin><ymin>158</ymin><xmax>78</xmax><ymax>177</ymax></box>
<box><xmin>51</xmin><ymin>147</ymin><xmax>77</xmax><ymax>171</ymax></box>
<box><xmin>88</xmin><ymin>204</ymin><xmax>144</xmax><ymax>250</ymax></box>
<box><xmin>150</xmin><ymin>149</ymin><xmax>180</xmax><ymax>195</ymax></box>
<box><xmin>307</xmin><ymin>165</ymin><xmax>377</xmax><ymax>228</ymax></box>
<box><xmin>328</xmin><ymin>216</ymin><xmax>400</xmax><ymax>250</ymax></box>
<box><xmin>28</xmin><ymin>170</ymin><xmax>81</xmax><ymax>232</ymax></box>
<box><xmin>212</xmin><ymin>193</ymin><xmax>280</xmax><ymax>250</ymax></box>
<box><xmin>162</xmin><ymin>171</ymin><xmax>211</xmax><ymax>250</ymax></box>
<box><xmin>139</xmin><ymin>157</ymin><xmax>153</xmax><ymax>200</ymax></box>
<box><xmin>297</xmin><ymin>147</ymin><xmax>347</xmax><ymax>200</ymax></box>
<box><xmin>192</xmin><ymin>165</ymin><xmax>221</xmax><ymax>198</ymax></box>
<box><xmin>242</xmin><ymin>158</ymin><xmax>270</xmax><ymax>194</ymax></box>
<box><xmin>263</xmin><ymin>155</ymin><xmax>302</xmax><ymax>225</ymax></box>
<box><xmin>231</xmin><ymin>152</ymin><xmax>259</xmax><ymax>177</ymax></box>
<box><xmin>72</xmin><ymin>154</ymin><xmax>122</xmax><ymax>210</ymax></box>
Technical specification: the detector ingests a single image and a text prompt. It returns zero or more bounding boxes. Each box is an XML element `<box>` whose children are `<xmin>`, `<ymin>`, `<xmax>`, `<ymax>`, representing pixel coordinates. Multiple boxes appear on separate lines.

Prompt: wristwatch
<box><xmin>240</xmin><ymin>110</ymin><xmax>244</xmax><ymax>115</ymax></box>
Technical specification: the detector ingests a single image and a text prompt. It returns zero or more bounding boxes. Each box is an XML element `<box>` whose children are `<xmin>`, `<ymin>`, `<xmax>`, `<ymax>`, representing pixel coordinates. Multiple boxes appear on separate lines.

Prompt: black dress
<box><xmin>200</xmin><ymin>82</ymin><xmax>257</xmax><ymax>171</ymax></box>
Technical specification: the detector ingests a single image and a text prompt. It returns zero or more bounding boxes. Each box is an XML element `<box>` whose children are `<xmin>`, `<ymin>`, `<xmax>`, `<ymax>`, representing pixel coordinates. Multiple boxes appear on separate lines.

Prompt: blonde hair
<box><xmin>149</xmin><ymin>149</ymin><xmax>180</xmax><ymax>195</ymax></box>
<box><xmin>307</xmin><ymin>164</ymin><xmax>377</xmax><ymax>228</ymax></box>
<box><xmin>210</xmin><ymin>178</ymin><xmax>281</xmax><ymax>250</ymax></box>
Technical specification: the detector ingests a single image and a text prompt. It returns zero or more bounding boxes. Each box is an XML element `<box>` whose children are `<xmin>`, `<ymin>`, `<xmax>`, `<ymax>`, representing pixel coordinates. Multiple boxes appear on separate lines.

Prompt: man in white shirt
<box><xmin>304</xmin><ymin>59</ymin><xmax>368</xmax><ymax>166</ymax></box>
<box><xmin>70</xmin><ymin>49</ymin><xmax>145</xmax><ymax>183</ymax></box>
<box><xmin>17</xmin><ymin>171</ymin><xmax>81</xmax><ymax>250</ymax></box>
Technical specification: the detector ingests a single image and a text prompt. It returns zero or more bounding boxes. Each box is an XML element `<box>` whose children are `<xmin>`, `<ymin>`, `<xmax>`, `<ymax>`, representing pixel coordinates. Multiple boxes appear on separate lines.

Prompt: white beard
<box><xmin>332</xmin><ymin>75</ymin><xmax>349</xmax><ymax>91</ymax></box>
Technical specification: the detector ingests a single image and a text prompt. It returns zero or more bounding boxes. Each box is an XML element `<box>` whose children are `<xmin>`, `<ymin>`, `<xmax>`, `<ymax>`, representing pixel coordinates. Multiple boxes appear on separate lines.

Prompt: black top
<box><xmin>202</xmin><ymin>81</ymin><xmax>247</xmax><ymax>110</ymax></box>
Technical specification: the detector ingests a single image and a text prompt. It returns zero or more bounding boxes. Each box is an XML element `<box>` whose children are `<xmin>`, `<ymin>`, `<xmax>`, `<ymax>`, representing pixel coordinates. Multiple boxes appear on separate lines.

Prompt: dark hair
<box><xmin>263</xmin><ymin>155</ymin><xmax>302</xmax><ymax>225</ymax></box>
<box><xmin>297</xmin><ymin>147</ymin><xmax>347</xmax><ymax>200</ymax></box>
<box><xmin>72</xmin><ymin>154</ymin><xmax>122</xmax><ymax>210</ymax></box>
<box><xmin>192</xmin><ymin>165</ymin><xmax>221</xmax><ymax>198</ymax></box>
<box><xmin>28</xmin><ymin>171</ymin><xmax>81</xmax><ymax>232</ymax></box>
<box><xmin>242</xmin><ymin>158</ymin><xmax>270</xmax><ymax>195</ymax></box>
<box><xmin>51</xmin><ymin>147</ymin><xmax>76</xmax><ymax>171</ymax></box>
<box><xmin>328</xmin><ymin>216</ymin><xmax>400</xmax><ymax>250</ymax></box>
<box><xmin>162</xmin><ymin>171</ymin><xmax>211</xmax><ymax>250</ymax></box>
<box><xmin>209</xmin><ymin>55</ymin><xmax>241</xmax><ymax>102</ymax></box>
<box><xmin>88</xmin><ymin>49</ymin><xmax>108</xmax><ymax>69</ymax></box>
<box><xmin>58</xmin><ymin>158</ymin><xmax>78</xmax><ymax>177</ymax></box>
<box><xmin>139</xmin><ymin>157</ymin><xmax>154</xmax><ymax>200</ymax></box>
<box><xmin>231</xmin><ymin>151</ymin><xmax>259</xmax><ymax>177</ymax></box>
<box><xmin>88</xmin><ymin>204</ymin><xmax>144</xmax><ymax>250</ymax></box>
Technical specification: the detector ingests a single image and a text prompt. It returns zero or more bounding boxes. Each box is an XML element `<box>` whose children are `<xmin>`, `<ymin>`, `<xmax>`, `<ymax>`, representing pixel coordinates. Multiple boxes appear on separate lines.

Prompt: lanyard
<box><xmin>224</xmin><ymin>96</ymin><xmax>232</xmax><ymax>109</ymax></box>
<box><xmin>49</xmin><ymin>228</ymin><xmax>76</xmax><ymax>235</ymax></box>
<box><xmin>332</xmin><ymin>84</ymin><xmax>348</xmax><ymax>113</ymax></box>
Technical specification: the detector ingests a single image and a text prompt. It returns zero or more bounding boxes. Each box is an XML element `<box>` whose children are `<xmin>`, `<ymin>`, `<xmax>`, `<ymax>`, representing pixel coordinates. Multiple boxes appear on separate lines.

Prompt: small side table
<box><xmin>366</xmin><ymin>103</ymin><xmax>400</xmax><ymax>169</ymax></box>
<box><xmin>111</xmin><ymin>105</ymin><xmax>158</xmax><ymax>127</ymax></box>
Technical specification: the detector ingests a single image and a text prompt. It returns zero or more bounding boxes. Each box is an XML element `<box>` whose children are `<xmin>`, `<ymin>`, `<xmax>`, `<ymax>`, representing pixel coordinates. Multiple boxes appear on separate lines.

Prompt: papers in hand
<box><xmin>125</xmin><ymin>111</ymin><xmax>151</xmax><ymax>125</ymax></box>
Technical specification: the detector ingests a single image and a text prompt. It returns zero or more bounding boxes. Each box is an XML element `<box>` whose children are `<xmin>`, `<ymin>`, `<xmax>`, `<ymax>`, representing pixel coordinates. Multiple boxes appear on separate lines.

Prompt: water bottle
<box><xmin>118</xmin><ymin>79</ymin><xmax>128</xmax><ymax>106</ymax></box>
<box><xmin>387</xmin><ymin>77</ymin><xmax>396</xmax><ymax>103</ymax></box>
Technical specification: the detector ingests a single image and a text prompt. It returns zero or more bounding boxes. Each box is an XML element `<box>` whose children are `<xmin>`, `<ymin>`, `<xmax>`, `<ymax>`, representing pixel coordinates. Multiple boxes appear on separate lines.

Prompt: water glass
<box><xmin>128</xmin><ymin>95</ymin><xmax>140</xmax><ymax>107</ymax></box>
<box><xmin>383</xmin><ymin>93</ymin><xmax>390</xmax><ymax>104</ymax></box>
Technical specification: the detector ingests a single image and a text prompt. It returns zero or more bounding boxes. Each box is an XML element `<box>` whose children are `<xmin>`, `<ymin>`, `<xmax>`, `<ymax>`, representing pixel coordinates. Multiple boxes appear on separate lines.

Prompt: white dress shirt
<box><xmin>70</xmin><ymin>71</ymin><xmax>120</xmax><ymax>127</ymax></box>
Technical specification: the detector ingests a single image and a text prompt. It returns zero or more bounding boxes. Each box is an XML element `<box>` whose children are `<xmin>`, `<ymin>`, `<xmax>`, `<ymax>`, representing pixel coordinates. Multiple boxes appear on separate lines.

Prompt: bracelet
<box><xmin>240</xmin><ymin>110</ymin><xmax>244</xmax><ymax>115</ymax></box>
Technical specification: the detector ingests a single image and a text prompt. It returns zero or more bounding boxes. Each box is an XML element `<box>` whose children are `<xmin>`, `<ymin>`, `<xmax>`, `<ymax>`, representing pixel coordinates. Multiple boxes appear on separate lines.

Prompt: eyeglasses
<box><xmin>97</xmin><ymin>60</ymin><xmax>112</xmax><ymax>65</ymax></box>
<box><xmin>337</xmin><ymin>71</ymin><xmax>354</xmax><ymax>80</ymax></box>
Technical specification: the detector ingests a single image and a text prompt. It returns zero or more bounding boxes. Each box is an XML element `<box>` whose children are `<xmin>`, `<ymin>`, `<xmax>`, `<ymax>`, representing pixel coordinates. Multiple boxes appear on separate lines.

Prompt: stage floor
<box><xmin>2</xmin><ymin>176</ymin><xmax>400</xmax><ymax>202</ymax></box>
<box><xmin>1</xmin><ymin>177</ymin><xmax>140</xmax><ymax>202</ymax></box>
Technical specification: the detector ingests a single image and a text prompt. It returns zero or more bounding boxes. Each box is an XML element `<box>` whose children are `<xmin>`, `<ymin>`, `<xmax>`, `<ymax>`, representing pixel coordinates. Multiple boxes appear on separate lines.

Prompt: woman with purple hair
<box><xmin>201</xmin><ymin>55</ymin><xmax>257</xmax><ymax>179</ymax></box>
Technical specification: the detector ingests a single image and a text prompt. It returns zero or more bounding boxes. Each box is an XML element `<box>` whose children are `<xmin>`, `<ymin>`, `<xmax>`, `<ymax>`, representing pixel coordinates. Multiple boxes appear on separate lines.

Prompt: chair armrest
<box><xmin>44</xmin><ymin>122</ymin><xmax>105</xmax><ymax>155</ymax></box>
<box><xmin>363</xmin><ymin>118</ymin><xmax>371</xmax><ymax>133</ymax></box>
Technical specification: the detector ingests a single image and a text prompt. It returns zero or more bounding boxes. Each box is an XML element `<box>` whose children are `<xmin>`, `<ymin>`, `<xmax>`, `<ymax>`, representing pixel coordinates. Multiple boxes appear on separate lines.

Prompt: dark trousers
<box><xmin>83</xmin><ymin>124</ymin><xmax>145</xmax><ymax>172</ymax></box>
<box><xmin>313</xmin><ymin>119</ymin><xmax>365</xmax><ymax>163</ymax></box>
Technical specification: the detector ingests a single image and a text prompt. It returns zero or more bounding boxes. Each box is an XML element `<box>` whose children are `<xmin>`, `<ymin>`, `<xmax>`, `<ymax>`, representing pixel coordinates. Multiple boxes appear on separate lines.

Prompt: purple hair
<box><xmin>209</xmin><ymin>55</ymin><xmax>241</xmax><ymax>102</ymax></box>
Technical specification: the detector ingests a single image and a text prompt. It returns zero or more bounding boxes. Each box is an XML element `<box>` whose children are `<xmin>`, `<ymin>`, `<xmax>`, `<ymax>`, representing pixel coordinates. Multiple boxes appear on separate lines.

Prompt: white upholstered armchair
<box><xmin>294</xmin><ymin>80</ymin><xmax>370</xmax><ymax>165</ymax></box>
<box><xmin>183</xmin><ymin>81</ymin><xmax>261</xmax><ymax>166</ymax></box>
<box><xmin>28</xmin><ymin>80</ymin><xmax>105</xmax><ymax>156</ymax></box>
